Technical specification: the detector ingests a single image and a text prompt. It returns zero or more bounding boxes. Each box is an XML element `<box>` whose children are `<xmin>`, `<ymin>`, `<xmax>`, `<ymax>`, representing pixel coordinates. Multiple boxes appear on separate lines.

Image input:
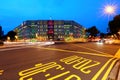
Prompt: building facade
<box><xmin>14</xmin><ymin>20</ymin><xmax>86</xmax><ymax>41</ymax></box>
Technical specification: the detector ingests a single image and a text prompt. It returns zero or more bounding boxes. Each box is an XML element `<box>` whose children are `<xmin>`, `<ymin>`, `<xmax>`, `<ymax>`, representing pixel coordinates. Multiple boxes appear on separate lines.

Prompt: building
<box><xmin>14</xmin><ymin>20</ymin><xmax>86</xmax><ymax>41</ymax></box>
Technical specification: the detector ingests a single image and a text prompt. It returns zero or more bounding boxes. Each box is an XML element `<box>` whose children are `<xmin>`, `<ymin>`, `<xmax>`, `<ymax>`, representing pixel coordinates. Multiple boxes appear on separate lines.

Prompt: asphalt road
<box><xmin>0</xmin><ymin>42</ymin><xmax>120</xmax><ymax>80</ymax></box>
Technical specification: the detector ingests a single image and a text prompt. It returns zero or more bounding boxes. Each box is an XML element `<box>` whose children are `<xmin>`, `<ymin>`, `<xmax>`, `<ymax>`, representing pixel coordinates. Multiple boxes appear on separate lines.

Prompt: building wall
<box><xmin>14</xmin><ymin>20</ymin><xmax>86</xmax><ymax>41</ymax></box>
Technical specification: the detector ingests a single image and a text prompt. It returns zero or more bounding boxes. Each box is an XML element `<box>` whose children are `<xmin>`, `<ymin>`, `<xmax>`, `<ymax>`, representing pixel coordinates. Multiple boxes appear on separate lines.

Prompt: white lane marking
<box><xmin>0</xmin><ymin>46</ymin><xmax>29</xmax><ymax>52</ymax></box>
<box><xmin>72</xmin><ymin>44</ymin><xmax>113</xmax><ymax>56</ymax></box>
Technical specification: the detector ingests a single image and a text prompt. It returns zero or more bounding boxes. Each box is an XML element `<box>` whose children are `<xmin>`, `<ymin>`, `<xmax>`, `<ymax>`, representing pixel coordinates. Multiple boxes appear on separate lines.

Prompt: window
<box><xmin>48</xmin><ymin>29</ymin><xmax>54</xmax><ymax>34</ymax></box>
<box><xmin>54</xmin><ymin>29</ymin><xmax>57</xmax><ymax>31</ymax></box>
<box><xmin>48</xmin><ymin>26</ymin><xmax>54</xmax><ymax>28</ymax></box>
<box><xmin>48</xmin><ymin>20</ymin><xmax>54</xmax><ymax>26</ymax></box>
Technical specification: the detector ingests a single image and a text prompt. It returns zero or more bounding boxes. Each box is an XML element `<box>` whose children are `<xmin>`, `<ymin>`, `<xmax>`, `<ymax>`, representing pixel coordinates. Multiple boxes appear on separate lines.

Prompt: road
<box><xmin>0</xmin><ymin>42</ymin><xmax>120</xmax><ymax>80</ymax></box>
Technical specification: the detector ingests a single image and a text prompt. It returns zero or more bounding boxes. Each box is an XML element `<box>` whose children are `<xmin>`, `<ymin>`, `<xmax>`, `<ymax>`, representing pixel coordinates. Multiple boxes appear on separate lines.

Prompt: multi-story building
<box><xmin>14</xmin><ymin>20</ymin><xmax>86</xmax><ymax>41</ymax></box>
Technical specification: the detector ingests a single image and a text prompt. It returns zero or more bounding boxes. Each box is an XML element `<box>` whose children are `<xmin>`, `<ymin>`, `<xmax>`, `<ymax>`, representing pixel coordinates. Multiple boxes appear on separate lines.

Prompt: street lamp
<box><xmin>104</xmin><ymin>5</ymin><xmax>116</xmax><ymax>15</ymax></box>
<box><xmin>103</xmin><ymin>3</ymin><xmax>117</xmax><ymax>20</ymax></box>
<box><xmin>15</xmin><ymin>35</ymin><xmax>18</xmax><ymax>41</ymax></box>
<box><xmin>102</xmin><ymin>3</ymin><xmax>117</xmax><ymax>33</ymax></box>
<box><xmin>7</xmin><ymin>36</ymin><xmax>10</xmax><ymax>42</ymax></box>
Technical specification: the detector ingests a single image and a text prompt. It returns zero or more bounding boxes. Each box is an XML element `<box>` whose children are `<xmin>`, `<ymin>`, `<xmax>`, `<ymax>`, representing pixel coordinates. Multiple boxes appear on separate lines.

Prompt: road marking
<box><xmin>19</xmin><ymin>62</ymin><xmax>64</xmax><ymax>80</ymax></box>
<box><xmin>102</xmin><ymin>58</ymin><xmax>119</xmax><ymax>80</ymax></box>
<box><xmin>72</xmin><ymin>44</ymin><xmax>113</xmax><ymax>57</ymax></box>
<box><xmin>0</xmin><ymin>70</ymin><xmax>4</xmax><ymax>75</ymax></box>
<box><xmin>47</xmin><ymin>71</ymin><xmax>70</xmax><ymax>80</ymax></box>
<box><xmin>60</xmin><ymin>55</ymin><xmax>100</xmax><ymax>74</ymax></box>
<box><xmin>114</xmin><ymin>49</ymin><xmax>120</xmax><ymax>58</ymax></box>
<box><xmin>0</xmin><ymin>46</ymin><xmax>29</xmax><ymax>51</ymax></box>
<box><xmin>91</xmin><ymin>58</ymin><xmax>115</xmax><ymax>80</ymax></box>
<box><xmin>64</xmin><ymin>74</ymin><xmax>81</xmax><ymax>80</ymax></box>
<box><xmin>38</xmin><ymin>47</ymin><xmax>114</xmax><ymax>57</ymax></box>
<box><xmin>45</xmin><ymin>73</ymin><xmax>51</xmax><ymax>77</ymax></box>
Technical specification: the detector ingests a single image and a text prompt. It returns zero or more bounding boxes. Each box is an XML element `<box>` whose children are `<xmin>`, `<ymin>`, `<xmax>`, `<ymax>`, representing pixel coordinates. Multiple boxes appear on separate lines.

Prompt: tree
<box><xmin>0</xmin><ymin>26</ymin><xmax>4</xmax><ymax>40</ymax></box>
<box><xmin>109</xmin><ymin>14</ymin><xmax>120</xmax><ymax>39</ymax></box>
<box><xmin>86</xmin><ymin>26</ymin><xmax>100</xmax><ymax>37</ymax></box>
<box><xmin>7</xmin><ymin>31</ymin><xmax>17</xmax><ymax>41</ymax></box>
<box><xmin>100</xmin><ymin>33</ymin><xmax>106</xmax><ymax>38</ymax></box>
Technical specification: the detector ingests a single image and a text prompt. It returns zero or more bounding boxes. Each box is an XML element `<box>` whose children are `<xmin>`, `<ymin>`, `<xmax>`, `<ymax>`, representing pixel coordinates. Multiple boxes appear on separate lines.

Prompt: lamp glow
<box><xmin>100</xmin><ymin>2</ymin><xmax>118</xmax><ymax>17</ymax></box>
<box><xmin>104</xmin><ymin>5</ymin><xmax>116</xmax><ymax>15</ymax></box>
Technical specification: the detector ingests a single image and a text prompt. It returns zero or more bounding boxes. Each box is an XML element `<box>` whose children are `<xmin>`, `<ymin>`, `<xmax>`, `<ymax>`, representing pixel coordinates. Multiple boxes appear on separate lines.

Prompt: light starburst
<box><xmin>103</xmin><ymin>4</ymin><xmax>117</xmax><ymax>16</ymax></box>
<box><xmin>100</xmin><ymin>1</ymin><xmax>118</xmax><ymax>19</ymax></box>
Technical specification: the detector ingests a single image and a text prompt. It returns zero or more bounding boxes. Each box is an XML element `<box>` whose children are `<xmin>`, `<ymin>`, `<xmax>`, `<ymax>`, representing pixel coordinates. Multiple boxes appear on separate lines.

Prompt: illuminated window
<box><xmin>59</xmin><ymin>29</ymin><xmax>61</xmax><ymax>31</ymax></box>
<box><xmin>40</xmin><ymin>29</ymin><xmax>43</xmax><ymax>31</ymax></box>
<box><xmin>54</xmin><ymin>32</ymin><xmax>57</xmax><ymax>34</ymax></box>
<box><xmin>58</xmin><ymin>26</ymin><xmax>62</xmax><ymax>28</ymax></box>
<box><xmin>37</xmin><ymin>22</ymin><xmax>39</xmax><ymax>24</ymax></box>
<box><xmin>48</xmin><ymin>26</ymin><xmax>54</xmax><ymax>28</ymax></box>
<box><xmin>48</xmin><ymin>29</ymin><xmax>54</xmax><ymax>34</ymax></box>
<box><xmin>46</xmin><ymin>29</ymin><xmax>48</xmax><ymax>31</ymax></box>
<box><xmin>54</xmin><ymin>29</ymin><xmax>57</xmax><ymax>31</ymax></box>
<box><xmin>54</xmin><ymin>25</ymin><xmax>57</xmax><ymax>28</ymax></box>
<box><xmin>44</xmin><ymin>25</ymin><xmax>47</xmax><ymax>28</ymax></box>
<box><xmin>40</xmin><ymin>25</ymin><xmax>43</xmax><ymax>28</ymax></box>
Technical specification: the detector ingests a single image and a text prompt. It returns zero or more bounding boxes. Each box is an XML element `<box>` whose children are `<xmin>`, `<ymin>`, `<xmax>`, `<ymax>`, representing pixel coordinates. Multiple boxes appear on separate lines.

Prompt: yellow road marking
<box><xmin>60</xmin><ymin>55</ymin><xmax>100</xmax><ymax>74</ymax></box>
<box><xmin>72</xmin><ymin>44</ymin><xmax>113</xmax><ymax>57</ymax></box>
<box><xmin>47</xmin><ymin>71</ymin><xmax>70</xmax><ymax>80</ymax></box>
<box><xmin>0</xmin><ymin>70</ymin><xmax>4</xmax><ymax>75</ymax></box>
<box><xmin>102</xmin><ymin>58</ymin><xmax>119</xmax><ymax>80</ymax></box>
<box><xmin>19</xmin><ymin>62</ymin><xmax>64</xmax><ymax>80</ymax></box>
<box><xmin>45</xmin><ymin>73</ymin><xmax>51</xmax><ymax>77</ymax></box>
<box><xmin>91</xmin><ymin>58</ymin><xmax>115</xmax><ymax>80</ymax></box>
<box><xmin>65</xmin><ymin>74</ymin><xmax>81</xmax><ymax>80</ymax></box>
<box><xmin>38</xmin><ymin>47</ymin><xmax>114</xmax><ymax>57</ymax></box>
<box><xmin>114</xmin><ymin>49</ymin><xmax>120</xmax><ymax>58</ymax></box>
<box><xmin>19</xmin><ymin>62</ymin><xmax>63</xmax><ymax>76</ymax></box>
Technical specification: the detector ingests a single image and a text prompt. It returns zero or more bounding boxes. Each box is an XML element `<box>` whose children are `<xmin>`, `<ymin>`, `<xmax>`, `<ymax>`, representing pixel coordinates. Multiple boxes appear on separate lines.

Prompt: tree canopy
<box><xmin>7</xmin><ymin>31</ymin><xmax>17</xmax><ymax>41</ymax></box>
<box><xmin>86</xmin><ymin>26</ymin><xmax>100</xmax><ymax>37</ymax></box>
<box><xmin>109</xmin><ymin>14</ymin><xmax>120</xmax><ymax>39</ymax></box>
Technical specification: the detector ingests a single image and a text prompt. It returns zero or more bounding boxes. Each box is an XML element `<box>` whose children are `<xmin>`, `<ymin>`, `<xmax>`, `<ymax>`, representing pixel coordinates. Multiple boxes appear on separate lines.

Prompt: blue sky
<box><xmin>0</xmin><ymin>0</ymin><xmax>120</xmax><ymax>34</ymax></box>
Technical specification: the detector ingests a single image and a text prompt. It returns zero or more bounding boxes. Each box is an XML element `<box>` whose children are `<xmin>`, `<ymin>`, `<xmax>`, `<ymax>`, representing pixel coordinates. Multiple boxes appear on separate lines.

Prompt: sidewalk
<box><xmin>113</xmin><ymin>40</ymin><xmax>120</xmax><ymax>45</ymax></box>
<box><xmin>108</xmin><ymin>61</ymin><xmax>120</xmax><ymax>80</ymax></box>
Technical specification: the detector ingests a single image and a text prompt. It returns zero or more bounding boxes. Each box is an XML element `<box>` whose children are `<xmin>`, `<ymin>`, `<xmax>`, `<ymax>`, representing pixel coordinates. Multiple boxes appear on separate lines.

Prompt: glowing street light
<box><xmin>7</xmin><ymin>36</ymin><xmax>10</xmax><ymax>42</ymax></box>
<box><xmin>15</xmin><ymin>35</ymin><xmax>18</xmax><ymax>41</ymax></box>
<box><xmin>101</xmin><ymin>2</ymin><xmax>118</xmax><ymax>33</ymax></box>
<box><xmin>104</xmin><ymin>5</ymin><xmax>115</xmax><ymax>14</ymax></box>
<box><xmin>104</xmin><ymin>5</ymin><xmax>117</xmax><ymax>17</ymax></box>
<box><xmin>102</xmin><ymin>2</ymin><xmax>117</xmax><ymax>19</ymax></box>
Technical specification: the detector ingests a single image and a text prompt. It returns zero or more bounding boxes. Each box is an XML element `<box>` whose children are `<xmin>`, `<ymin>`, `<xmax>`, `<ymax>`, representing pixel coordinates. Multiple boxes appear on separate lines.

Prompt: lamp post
<box><xmin>103</xmin><ymin>3</ymin><xmax>117</xmax><ymax>34</ymax></box>
<box><xmin>103</xmin><ymin>4</ymin><xmax>116</xmax><ymax>20</ymax></box>
<box><xmin>15</xmin><ymin>35</ymin><xmax>18</xmax><ymax>42</ymax></box>
<box><xmin>7</xmin><ymin>36</ymin><xmax>10</xmax><ymax>42</ymax></box>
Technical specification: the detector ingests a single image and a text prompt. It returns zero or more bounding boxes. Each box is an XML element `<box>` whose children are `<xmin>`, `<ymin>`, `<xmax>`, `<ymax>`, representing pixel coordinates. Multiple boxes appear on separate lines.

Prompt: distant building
<box><xmin>14</xmin><ymin>20</ymin><xmax>86</xmax><ymax>41</ymax></box>
<box><xmin>0</xmin><ymin>26</ymin><xmax>4</xmax><ymax>37</ymax></box>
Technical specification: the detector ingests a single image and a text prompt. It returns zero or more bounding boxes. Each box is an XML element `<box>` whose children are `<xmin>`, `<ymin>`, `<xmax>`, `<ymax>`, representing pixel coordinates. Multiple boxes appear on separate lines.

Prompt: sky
<box><xmin>0</xmin><ymin>0</ymin><xmax>120</xmax><ymax>34</ymax></box>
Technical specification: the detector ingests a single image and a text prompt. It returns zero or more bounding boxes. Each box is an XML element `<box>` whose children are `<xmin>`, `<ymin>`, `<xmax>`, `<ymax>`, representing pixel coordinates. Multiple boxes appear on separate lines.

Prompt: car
<box><xmin>0</xmin><ymin>41</ymin><xmax>4</xmax><ymax>46</ymax></box>
<box><xmin>104</xmin><ymin>39</ymin><xmax>114</xmax><ymax>44</ymax></box>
